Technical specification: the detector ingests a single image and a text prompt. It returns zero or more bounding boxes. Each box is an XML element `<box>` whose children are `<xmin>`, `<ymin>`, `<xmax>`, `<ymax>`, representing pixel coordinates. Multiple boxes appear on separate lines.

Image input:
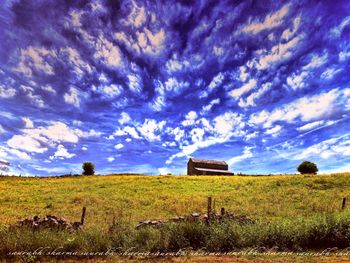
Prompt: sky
<box><xmin>0</xmin><ymin>0</ymin><xmax>350</xmax><ymax>176</ymax></box>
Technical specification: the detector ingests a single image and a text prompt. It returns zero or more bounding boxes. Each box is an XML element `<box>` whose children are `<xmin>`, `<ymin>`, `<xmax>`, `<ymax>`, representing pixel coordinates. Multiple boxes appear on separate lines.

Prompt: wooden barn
<box><xmin>187</xmin><ymin>158</ymin><xmax>233</xmax><ymax>175</ymax></box>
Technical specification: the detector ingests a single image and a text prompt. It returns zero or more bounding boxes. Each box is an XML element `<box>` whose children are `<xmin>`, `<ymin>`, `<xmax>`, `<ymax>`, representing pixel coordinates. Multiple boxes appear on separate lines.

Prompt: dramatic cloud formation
<box><xmin>0</xmin><ymin>0</ymin><xmax>349</xmax><ymax>175</ymax></box>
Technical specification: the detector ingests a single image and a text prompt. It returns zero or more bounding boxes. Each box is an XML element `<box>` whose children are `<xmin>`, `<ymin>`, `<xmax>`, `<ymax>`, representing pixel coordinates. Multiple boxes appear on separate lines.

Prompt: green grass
<box><xmin>2</xmin><ymin>173</ymin><xmax>350</xmax><ymax>260</ymax></box>
<box><xmin>1</xmin><ymin>173</ymin><xmax>350</xmax><ymax>228</ymax></box>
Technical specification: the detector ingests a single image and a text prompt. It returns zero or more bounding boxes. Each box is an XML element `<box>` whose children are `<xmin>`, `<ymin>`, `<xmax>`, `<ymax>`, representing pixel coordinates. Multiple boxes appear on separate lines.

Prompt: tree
<box><xmin>297</xmin><ymin>161</ymin><xmax>318</xmax><ymax>174</ymax></box>
<box><xmin>82</xmin><ymin>162</ymin><xmax>95</xmax><ymax>175</ymax></box>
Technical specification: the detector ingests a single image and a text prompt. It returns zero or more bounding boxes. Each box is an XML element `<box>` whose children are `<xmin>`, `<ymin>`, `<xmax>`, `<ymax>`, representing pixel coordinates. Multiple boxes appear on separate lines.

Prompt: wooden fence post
<box><xmin>221</xmin><ymin>207</ymin><xmax>225</xmax><ymax>216</ymax></box>
<box><xmin>81</xmin><ymin>207</ymin><xmax>86</xmax><ymax>225</ymax></box>
<box><xmin>207</xmin><ymin>197</ymin><xmax>212</xmax><ymax>220</ymax></box>
<box><xmin>342</xmin><ymin>198</ymin><xmax>347</xmax><ymax>210</ymax></box>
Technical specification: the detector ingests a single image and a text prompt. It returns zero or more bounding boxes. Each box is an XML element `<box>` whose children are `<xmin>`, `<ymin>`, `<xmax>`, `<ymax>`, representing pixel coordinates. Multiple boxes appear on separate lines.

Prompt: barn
<box><xmin>187</xmin><ymin>158</ymin><xmax>234</xmax><ymax>175</ymax></box>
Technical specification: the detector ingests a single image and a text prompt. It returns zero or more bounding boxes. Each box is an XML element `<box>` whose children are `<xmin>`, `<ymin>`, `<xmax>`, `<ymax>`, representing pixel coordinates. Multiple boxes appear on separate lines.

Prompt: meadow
<box><xmin>1</xmin><ymin>173</ymin><xmax>350</xmax><ymax>261</ymax></box>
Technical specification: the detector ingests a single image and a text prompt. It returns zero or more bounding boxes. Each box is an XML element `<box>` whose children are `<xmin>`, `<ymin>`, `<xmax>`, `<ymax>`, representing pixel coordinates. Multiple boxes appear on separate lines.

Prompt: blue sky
<box><xmin>0</xmin><ymin>0</ymin><xmax>350</xmax><ymax>176</ymax></box>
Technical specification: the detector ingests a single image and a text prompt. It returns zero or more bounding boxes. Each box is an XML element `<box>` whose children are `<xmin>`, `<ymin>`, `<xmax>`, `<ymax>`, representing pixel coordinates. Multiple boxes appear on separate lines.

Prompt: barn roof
<box><xmin>194</xmin><ymin>167</ymin><xmax>233</xmax><ymax>174</ymax></box>
<box><xmin>189</xmin><ymin>158</ymin><xmax>228</xmax><ymax>166</ymax></box>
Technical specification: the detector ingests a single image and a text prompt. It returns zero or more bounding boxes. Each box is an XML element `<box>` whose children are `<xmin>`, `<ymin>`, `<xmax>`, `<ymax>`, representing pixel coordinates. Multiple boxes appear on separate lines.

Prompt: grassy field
<box><xmin>1</xmin><ymin>173</ymin><xmax>350</xmax><ymax>227</ymax></box>
<box><xmin>2</xmin><ymin>173</ymin><xmax>350</xmax><ymax>261</ymax></box>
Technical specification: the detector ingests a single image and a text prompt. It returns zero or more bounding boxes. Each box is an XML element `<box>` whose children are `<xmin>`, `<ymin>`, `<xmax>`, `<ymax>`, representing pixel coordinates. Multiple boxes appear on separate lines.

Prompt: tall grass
<box><xmin>2</xmin><ymin>211</ymin><xmax>350</xmax><ymax>260</ymax></box>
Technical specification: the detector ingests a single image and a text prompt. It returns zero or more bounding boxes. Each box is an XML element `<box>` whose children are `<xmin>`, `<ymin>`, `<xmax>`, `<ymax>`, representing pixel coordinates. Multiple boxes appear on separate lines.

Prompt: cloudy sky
<box><xmin>0</xmin><ymin>0</ymin><xmax>350</xmax><ymax>176</ymax></box>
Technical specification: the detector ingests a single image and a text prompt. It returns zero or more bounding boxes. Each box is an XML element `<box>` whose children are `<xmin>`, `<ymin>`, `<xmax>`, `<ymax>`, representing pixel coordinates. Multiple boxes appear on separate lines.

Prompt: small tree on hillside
<box><xmin>82</xmin><ymin>162</ymin><xmax>95</xmax><ymax>175</ymax></box>
<box><xmin>297</xmin><ymin>161</ymin><xmax>318</xmax><ymax>174</ymax></box>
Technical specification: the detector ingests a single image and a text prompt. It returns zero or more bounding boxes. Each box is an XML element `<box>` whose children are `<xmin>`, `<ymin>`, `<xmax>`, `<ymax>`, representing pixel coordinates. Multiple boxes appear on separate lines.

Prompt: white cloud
<box><xmin>297</xmin><ymin>121</ymin><xmax>325</xmax><ymax>131</ymax></box>
<box><xmin>3</xmin><ymin>147</ymin><xmax>31</xmax><ymax>160</ymax></box>
<box><xmin>242</xmin><ymin>4</ymin><xmax>291</xmax><ymax>34</ymax></box>
<box><xmin>165</xmin><ymin>77</ymin><xmax>190</xmax><ymax>95</ymax></box>
<box><xmin>82</xmin><ymin>146</ymin><xmax>88</xmax><ymax>151</ymax></box>
<box><xmin>265</xmin><ymin>125</ymin><xmax>282</xmax><ymax>137</ymax></box>
<box><xmin>295</xmin><ymin>135</ymin><xmax>350</xmax><ymax>160</ymax></box>
<box><xmin>114</xmin><ymin>143</ymin><xmax>124</xmax><ymax>150</ymax></box>
<box><xmin>239</xmin><ymin>66</ymin><xmax>249</xmax><ymax>82</ymax></box>
<box><xmin>286</xmin><ymin>71</ymin><xmax>309</xmax><ymax>90</ymax></box>
<box><xmin>227</xmin><ymin>147</ymin><xmax>253</xmax><ymax>166</ymax></box>
<box><xmin>138</xmin><ymin>119</ymin><xmax>166</xmax><ymax>142</ymax></box>
<box><xmin>64</xmin><ymin>86</ymin><xmax>85</xmax><ymax>108</ymax></box>
<box><xmin>208</xmin><ymin>73</ymin><xmax>224</xmax><ymax>91</ymax></box>
<box><xmin>302</xmin><ymin>52</ymin><xmax>328</xmax><ymax>70</ymax></box>
<box><xmin>22</xmin><ymin>117</ymin><xmax>34</xmax><ymax>128</ymax></box>
<box><xmin>61</xmin><ymin>47</ymin><xmax>92</xmax><ymax>78</ymax></box>
<box><xmin>238</xmin><ymin>82</ymin><xmax>271</xmax><ymax>108</ymax></box>
<box><xmin>74</xmin><ymin>128</ymin><xmax>102</xmax><ymax>138</ymax></box>
<box><xmin>94</xmin><ymin>35</ymin><xmax>123</xmax><ymax>67</ymax></box>
<box><xmin>0</xmin><ymin>124</ymin><xmax>5</xmax><ymax>134</ymax></box>
<box><xmin>330</xmin><ymin>16</ymin><xmax>350</xmax><ymax>39</ymax></box>
<box><xmin>114</xmin><ymin>126</ymin><xmax>141</xmax><ymax>139</ymax></box>
<box><xmin>122</xmin><ymin>1</ymin><xmax>147</xmax><ymax>28</ymax></box>
<box><xmin>5</xmin><ymin>121</ymin><xmax>97</xmax><ymax>157</ymax></box>
<box><xmin>230</xmin><ymin>79</ymin><xmax>257</xmax><ymax>99</ymax></box>
<box><xmin>7</xmin><ymin>135</ymin><xmax>48</xmax><ymax>153</ymax></box>
<box><xmin>51</xmin><ymin>144</ymin><xmax>75</xmax><ymax>159</ymax></box>
<box><xmin>213</xmin><ymin>46</ymin><xmax>224</xmax><ymax>56</ymax></box>
<box><xmin>136</xmin><ymin>28</ymin><xmax>166</xmax><ymax>56</ymax></box>
<box><xmin>107</xmin><ymin>156</ymin><xmax>115</xmax><ymax>162</ymax></box>
<box><xmin>214</xmin><ymin>111</ymin><xmax>245</xmax><ymax>137</ymax></box>
<box><xmin>201</xmin><ymin>98</ymin><xmax>220</xmax><ymax>113</ymax></box>
<box><xmin>128</xmin><ymin>74</ymin><xmax>142</xmax><ymax>94</ymax></box>
<box><xmin>16</xmin><ymin>46</ymin><xmax>55</xmax><ymax>76</ymax></box>
<box><xmin>166</xmin><ymin>111</ymin><xmax>246</xmax><ymax>164</ymax></box>
<box><xmin>99</xmin><ymin>83</ymin><xmax>123</xmax><ymax>98</ymax></box>
<box><xmin>41</xmin><ymin>85</ymin><xmax>56</xmax><ymax>94</ymax></box>
<box><xmin>249</xmin><ymin>88</ymin><xmax>344</xmax><ymax>128</ymax></box>
<box><xmin>20</xmin><ymin>85</ymin><xmax>45</xmax><ymax>108</ymax></box>
<box><xmin>169</xmin><ymin>127</ymin><xmax>185</xmax><ymax>142</ymax></box>
<box><xmin>281</xmin><ymin>15</ymin><xmax>301</xmax><ymax>41</ymax></box>
<box><xmin>119</xmin><ymin>112</ymin><xmax>131</xmax><ymax>125</ymax></box>
<box><xmin>166</xmin><ymin>54</ymin><xmax>189</xmax><ymax>73</ymax></box>
<box><xmin>182</xmin><ymin>111</ymin><xmax>198</xmax><ymax>126</ymax></box>
<box><xmin>150</xmin><ymin>78</ymin><xmax>189</xmax><ymax>111</ymax></box>
<box><xmin>0</xmin><ymin>85</ymin><xmax>16</xmax><ymax>98</ymax></box>
<box><xmin>256</xmin><ymin>34</ymin><xmax>304</xmax><ymax>70</ymax></box>
<box><xmin>190</xmin><ymin>128</ymin><xmax>205</xmax><ymax>143</ymax></box>
<box><xmin>321</xmin><ymin>68</ymin><xmax>342</xmax><ymax>80</ymax></box>
<box><xmin>339</xmin><ymin>46</ymin><xmax>350</xmax><ymax>62</ymax></box>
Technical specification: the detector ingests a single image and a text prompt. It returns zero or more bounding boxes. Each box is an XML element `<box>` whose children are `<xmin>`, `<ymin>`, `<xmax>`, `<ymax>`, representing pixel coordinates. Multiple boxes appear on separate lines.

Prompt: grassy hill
<box><xmin>1</xmin><ymin>173</ymin><xmax>350</xmax><ymax>228</ymax></box>
<box><xmin>2</xmin><ymin>173</ymin><xmax>350</xmax><ymax>260</ymax></box>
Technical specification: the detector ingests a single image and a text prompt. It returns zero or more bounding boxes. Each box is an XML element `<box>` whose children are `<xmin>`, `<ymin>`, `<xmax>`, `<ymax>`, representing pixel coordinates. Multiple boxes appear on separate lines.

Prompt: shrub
<box><xmin>82</xmin><ymin>162</ymin><xmax>95</xmax><ymax>175</ymax></box>
<box><xmin>297</xmin><ymin>161</ymin><xmax>318</xmax><ymax>174</ymax></box>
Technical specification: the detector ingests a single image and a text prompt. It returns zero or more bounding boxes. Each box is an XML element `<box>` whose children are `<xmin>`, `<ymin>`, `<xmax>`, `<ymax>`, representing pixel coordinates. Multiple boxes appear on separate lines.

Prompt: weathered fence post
<box><xmin>342</xmin><ymin>198</ymin><xmax>347</xmax><ymax>210</ymax></box>
<box><xmin>221</xmin><ymin>207</ymin><xmax>225</xmax><ymax>216</ymax></box>
<box><xmin>81</xmin><ymin>207</ymin><xmax>86</xmax><ymax>225</ymax></box>
<box><xmin>207</xmin><ymin>197</ymin><xmax>212</xmax><ymax>220</ymax></box>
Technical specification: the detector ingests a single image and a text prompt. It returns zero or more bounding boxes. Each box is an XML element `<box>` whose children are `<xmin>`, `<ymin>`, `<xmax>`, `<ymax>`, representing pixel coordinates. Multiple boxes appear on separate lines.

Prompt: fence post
<box><xmin>342</xmin><ymin>198</ymin><xmax>347</xmax><ymax>210</ymax></box>
<box><xmin>207</xmin><ymin>197</ymin><xmax>212</xmax><ymax>220</ymax></box>
<box><xmin>81</xmin><ymin>207</ymin><xmax>86</xmax><ymax>225</ymax></box>
<box><xmin>221</xmin><ymin>207</ymin><xmax>225</xmax><ymax>216</ymax></box>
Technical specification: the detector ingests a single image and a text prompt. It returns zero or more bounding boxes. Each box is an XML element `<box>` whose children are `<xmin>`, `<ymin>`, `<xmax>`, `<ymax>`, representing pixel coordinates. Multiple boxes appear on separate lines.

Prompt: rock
<box><xmin>171</xmin><ymin>216</ymin><xmax>181</xmax><ymax>222</ymax></box>
<box><xmin>10</xmin><ymin>214</ymin><xmax>83</xmax><ymax>232</ymax></box>
<box><xmin>191</xmin><ymin>212</ymin><xmax>200</xmax><ymax>218</ymax></box>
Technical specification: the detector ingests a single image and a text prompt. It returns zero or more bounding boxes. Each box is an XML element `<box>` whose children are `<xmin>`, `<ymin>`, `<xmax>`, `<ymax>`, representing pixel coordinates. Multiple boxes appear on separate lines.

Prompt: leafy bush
<box><xmin>82</xmin><ymin>162</ymin><xmax>95</xmax><ymax>175</ymax></box>
<box><xmin>297</xmin><ymin>161</ymin><xmax>318</xmax><ymax>174</ymax></box>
